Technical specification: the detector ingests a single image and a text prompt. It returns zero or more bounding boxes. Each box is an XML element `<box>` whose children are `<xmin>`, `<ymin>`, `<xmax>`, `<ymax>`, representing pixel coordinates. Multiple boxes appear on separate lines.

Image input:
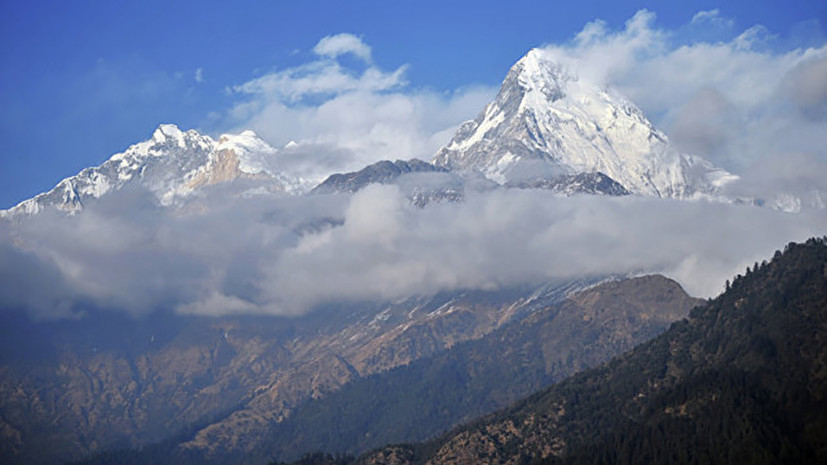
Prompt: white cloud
<box><xmin>226</xmin><ymin>38</ymin><xmax>495</xmax><ymax>183</ymax></box>
<box><xmin>690</xmin><ymin>9</ymin><xmax>733</xmax><ymax>29</ymax></box>
<box><xmin>224</xmin><ymin>86</ymin><xmax>494</xmax><ymax>185</ymax></box>
<box><xmin>313</xmin><ymin>33</ymin><xmax>373</xmax><ymax>63</ymax></box>
<box><xmin>669</xmin><ymin>87</ymin><xmax>739</xmax><ymax>158</ymax></box>
<box><xmin>195</xmin><ymin>67</ymin><xmax>204</xmax><ymax>83</ymax></box>
<box><xmin>691</xmin><ymin>9</ymin><xmax>718</xmax><ymax>24</ymax></box>
<box><xmin>5</xmin><ymin>183</ymin><xmax>824</xmax><ymax>319</ymax></box>
<box><xmin>248</xmin><ymin>188</ymin><xmax>827</xmax><ymax>310</ymax></box>
<box><xmin>177</xmin><ymin>291</ymin><xmax>258</xmax><ymax>316</ymax></box>
<box><xmin>548</xmin><ymin>9</ymin><xmax>666</xmax><ymax>85</ymax></box>
<box><xmin>539</xmin><ymin>10</ymin><xmax>811</xmax><ymax>112</ymax></box>
<box><xmin>232</xmin><ymin>61</ymin><xmax>407</xmax><ymax>102</ymax></box>
<box><xmin>783</xmin><ymin>55</ymin><xmax>827</xmax><ymax>117</ymax></box>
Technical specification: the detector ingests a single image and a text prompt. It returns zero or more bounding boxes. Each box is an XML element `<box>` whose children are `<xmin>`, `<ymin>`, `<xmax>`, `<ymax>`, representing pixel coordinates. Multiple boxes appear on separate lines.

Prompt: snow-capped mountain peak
<box><xmin>515</xmin><ymin>49</ymin><xmax>573</xmax><ymax>103</ymax></box>
<box><xmin>152</xmin><ymin>123</ymin><xmax>186</xmax><ymax>146</ymax></box>
<box><xmin>2</xmin><ymin>125</ymin><xmax>300</xmax><ymax>216</ymax></box>
<box><xmin>215</xmin><ymin>130</ymin><xmax>279</xmax><ymax>175</ymax></box>
<box><xmin>434</xmin><ymin>48</ymin><xmax>737</xmax><ymax>199</ymax></box>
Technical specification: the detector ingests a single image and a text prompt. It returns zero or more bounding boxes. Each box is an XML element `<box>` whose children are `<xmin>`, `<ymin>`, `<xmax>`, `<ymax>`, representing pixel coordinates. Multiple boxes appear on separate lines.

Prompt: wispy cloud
<box><xmin>313</xmin><ymin>33</ymin><xmax>373</xmax><ymax>63</ymax></box>
<box><xmin>225</xmin><ymin>33</ymin><xmax>495</xmax><ymax>183</ymax></box>
<box><xmin>690</xmin><ymin>9</ymin><xmax>734</xmax><ymax>29</ymax></box>
<box><xmin>232</xmin><ymin>61</ymin><xmax>407</xmax><ymax>102</ymax></box>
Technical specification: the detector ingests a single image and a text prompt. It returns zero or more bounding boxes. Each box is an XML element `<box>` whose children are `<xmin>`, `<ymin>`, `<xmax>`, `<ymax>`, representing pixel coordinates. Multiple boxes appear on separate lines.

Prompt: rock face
<box><xmin>311</xmin><ymin>159</ymin><xmax>447</xmax><ymax>194</ymax></box>
<box><xmin>359</xmin><ymin>239</ymin><xmax>827</xmax><ymax>465</ymax></box>
<box><xmin>1</xmin><ymin>125</ymin><xmax>301</xmax><ymax>217</ymax></box>
<box><xmin>433</xmin><ymin>49</ymin><xmax>737</xmax><ymax>198</ymax></box>
<box><xmin>310</xmin><ymin>159</ymin><xmax>472</xmax><ymax>207</ymax></box>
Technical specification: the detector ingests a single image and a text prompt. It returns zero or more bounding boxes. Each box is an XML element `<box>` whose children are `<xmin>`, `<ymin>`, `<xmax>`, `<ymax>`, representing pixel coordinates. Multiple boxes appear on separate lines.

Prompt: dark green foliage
<box><xmin>550</xmin><ymin>237</ymin><xmax>827</xmax><ymax>464</ymax></box>
<box><xmin>257</xmin><ymin>318</ymin><xmax>554</xmax><ymax>461</ymax></box>
<box><xmin>66</xmin><ymin>404</ymin><xmax>244</xmax><ymax>465</ymax></box>
<box><xmin>269</xmin><ymin>452</ymin><xmax>354</xmax><ymax>465</ymax></box>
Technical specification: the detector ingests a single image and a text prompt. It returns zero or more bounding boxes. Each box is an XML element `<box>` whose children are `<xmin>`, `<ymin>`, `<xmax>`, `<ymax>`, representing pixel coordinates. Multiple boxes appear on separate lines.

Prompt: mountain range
<box><xmin>3</xmin><ymin>49</ymin><xmax>755</xmax><ymax>218</ymax></box>
<box><xmin>0</xmin><ymin>276</ymin><xmax>698</xmax><ymax>464</ymax></box>
<box><xmin>1</xmin><ymin>125</ymin><xmax>303</xmax><ymax>216</ymax></box>
<box><xmin>0</xmin><ymin>45</ymin><xmax>825</xmax><ymax>465</ymax></box>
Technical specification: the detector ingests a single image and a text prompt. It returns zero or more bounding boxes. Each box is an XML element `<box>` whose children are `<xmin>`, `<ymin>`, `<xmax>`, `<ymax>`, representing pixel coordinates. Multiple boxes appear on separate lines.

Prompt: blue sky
<box><xmin>1</xmin><ymin>0</ymin><xmax>825</xmax><ymax>208</ymax></box>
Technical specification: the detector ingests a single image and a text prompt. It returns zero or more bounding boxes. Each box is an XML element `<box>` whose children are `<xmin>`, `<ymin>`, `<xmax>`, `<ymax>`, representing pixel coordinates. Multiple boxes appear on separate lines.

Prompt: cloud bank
<box><xmin>2</xmin><ymin>182</ymin><xmax>824</xmax><ymax>320</ymax></box>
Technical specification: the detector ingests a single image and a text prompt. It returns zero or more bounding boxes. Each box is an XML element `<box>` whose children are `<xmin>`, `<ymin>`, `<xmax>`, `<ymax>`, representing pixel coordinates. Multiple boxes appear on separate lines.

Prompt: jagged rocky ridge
<box><xmin>506</xmin><ymin>172</ymin><xmax>630</xmax><ymax>196</ymax></box>
<box><xmin>312</xmin><ymin>160</ymin><xmax>630</xmax><ymax>202</ymax></box>
<box><xmin>1</xmin><ymin>125</ymin><xmax>302</xmax><ymax>216</ymax></box>
<box><xmin>311</xmin><ymin>160</ymin><xmax>448</xmax><ymax>194</ymax></box>
<box><xmin>310</xmin><ymin>159</ymin><xmax>472</xmax><ymax>207</ymax></box>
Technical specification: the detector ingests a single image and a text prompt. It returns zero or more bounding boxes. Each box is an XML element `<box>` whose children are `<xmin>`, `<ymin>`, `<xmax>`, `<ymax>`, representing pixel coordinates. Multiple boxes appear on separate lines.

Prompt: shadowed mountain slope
<box><xmin>255</xmin><ymin>275</ymin><xmax>698</xmax><ymax>463</ymax></box>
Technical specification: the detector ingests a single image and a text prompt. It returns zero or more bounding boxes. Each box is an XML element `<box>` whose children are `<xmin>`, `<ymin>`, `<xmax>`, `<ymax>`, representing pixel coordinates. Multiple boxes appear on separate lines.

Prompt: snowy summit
<box><xmin>433</xmin><ymin>49</ymin><xmax>738</xmax><ymax>199</ymax></box>
<box><xmin>2</xmin><ymin>125</ymin><xmax>301</xmax><ymax>216</ymax></box>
